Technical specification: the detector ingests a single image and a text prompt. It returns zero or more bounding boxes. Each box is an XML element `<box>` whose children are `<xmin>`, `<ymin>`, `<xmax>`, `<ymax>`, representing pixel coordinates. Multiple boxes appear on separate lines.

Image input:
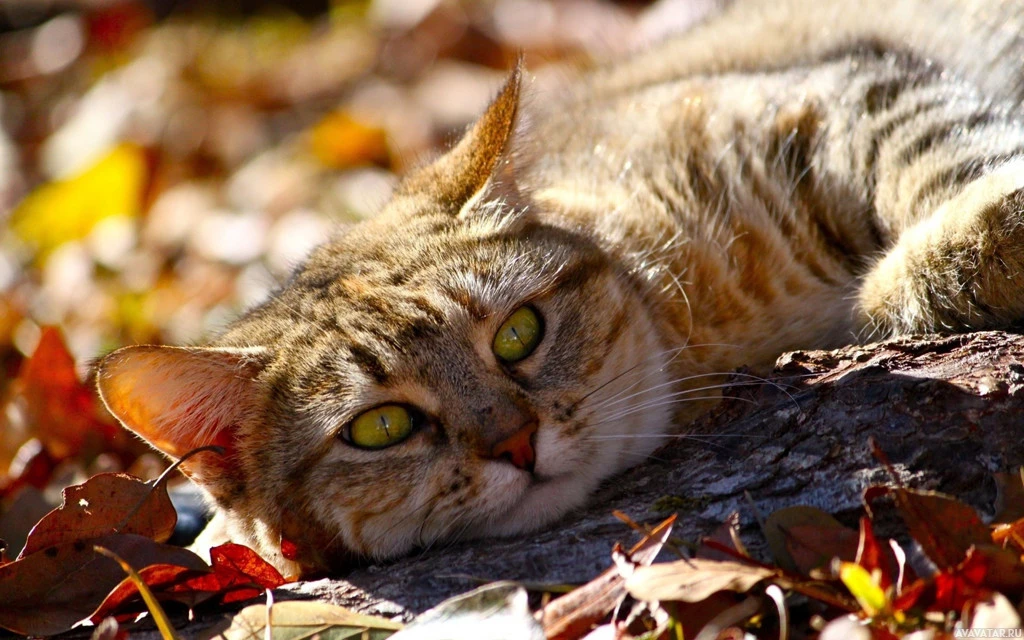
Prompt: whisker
<box><xmin>599</xmin><ymin>381</ymin><xmax>766</xmax><ymax>424</ymax></box>
<box><xmin>595</xmin><ymin>371</ymin><xmax>738</xmax><ymax>411</ymax></box>
<box><xmin>359</xmin><ymin>492</ymin><xmax>440</xmax><ymax>557</ymax></box>
<box><xmin>576</xmin><ymin>342</ymin><xmax>741</xmax><ymax>411</ymax></box>
<box><xmin>569</xmin><ymin>345</ymin><xmax>685</xmax><ymax>410</ymax></box>
<box><xmin>585</xmin><ymin>433</ymin><xmax>767</xmax><ymax>440</ymax></box>
<box><xmin>585</xmin><ymin>431</ymin><xmax>748</xmax><ymax>455</ymax></box>
<box><xmin>598</xmin><ymin>369</ymin><xmax>808</xmax><ymax>415</ymax></box>
<box><xmin>589</xmin><ymin>394</ymin><xmax>756</xmax><ymax>428</ymax></box>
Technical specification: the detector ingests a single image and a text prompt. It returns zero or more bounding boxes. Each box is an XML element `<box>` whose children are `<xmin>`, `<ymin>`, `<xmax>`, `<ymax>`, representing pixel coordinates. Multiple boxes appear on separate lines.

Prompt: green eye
<box><xmin>492</xmin><ymin>306</ymin><xmax>544</xmax><ymax>364</ymax></box>
<box><xmin>347</xmin><ymin>405</ymin><xmax>415</xmax><ymax>449</ymax></box>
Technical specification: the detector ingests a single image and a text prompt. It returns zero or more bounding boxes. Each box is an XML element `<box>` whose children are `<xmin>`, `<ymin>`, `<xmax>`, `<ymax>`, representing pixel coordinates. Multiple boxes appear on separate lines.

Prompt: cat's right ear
<box><xmin>396</xmin><ymin>59</ymin><xmax>524</xmax><ymax>214</ymax></box>
<box><xmin>96</xmin><ymin>344</ymin><xmax>268</xmax><ymax>498</ymax></box>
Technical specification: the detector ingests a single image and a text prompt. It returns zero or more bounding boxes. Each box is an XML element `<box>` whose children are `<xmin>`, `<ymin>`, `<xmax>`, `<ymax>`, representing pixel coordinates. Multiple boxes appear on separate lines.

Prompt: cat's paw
<box><xmin>858</xmin><ymin>160</ymin><xmax>1024</xmax><ymax>338</ymax></box>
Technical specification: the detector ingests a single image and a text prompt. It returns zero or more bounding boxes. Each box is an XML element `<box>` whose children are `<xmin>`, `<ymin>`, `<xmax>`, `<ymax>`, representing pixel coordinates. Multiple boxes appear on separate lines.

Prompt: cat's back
<box><xmin>588</xmin><ymin>0</ymin><xmax>1024</xmax><ymax>105</ymax></box>
<box><xmin>518</xmin><ymin>0</ymin><xmax>1024</xmax><ymax>357</ymax></box>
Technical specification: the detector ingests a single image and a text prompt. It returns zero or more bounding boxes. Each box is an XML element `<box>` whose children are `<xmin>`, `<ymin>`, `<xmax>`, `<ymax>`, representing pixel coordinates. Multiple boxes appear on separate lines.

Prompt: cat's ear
<box><xmin>398</xmin><ymin>59</ymin><xmax>523</xmax><ymax>213</ymax></box>
<box><xmin>96</xmin><ymin>344</ymin><xmax>268</xmax><ymax>497</ymax></box>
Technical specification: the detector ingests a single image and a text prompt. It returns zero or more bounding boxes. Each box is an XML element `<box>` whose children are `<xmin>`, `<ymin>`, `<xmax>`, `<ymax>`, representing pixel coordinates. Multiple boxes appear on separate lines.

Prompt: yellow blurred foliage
<box><xmin>11</xmin><ymin>145</ymin><xmax>146</xmax><ymax>258</ymax></box>
<box><xmin>308</xmin><ymin>111</ymin><xmax>389</xmax><ymax>169</ymax></box>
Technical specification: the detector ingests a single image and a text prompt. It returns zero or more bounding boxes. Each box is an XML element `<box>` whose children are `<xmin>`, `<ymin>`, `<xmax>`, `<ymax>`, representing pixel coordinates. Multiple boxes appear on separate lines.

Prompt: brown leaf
<box><xmin>539</xmin><ymin>515</ymin><xmax>674</xmax><ymax>640</ymax></box>
<box><xmin>865</xmin><ymin>486</ymin><xmax>991</xmax><ymax>570</ymax></box>
<box><xmin>19</xmin><ymin>472</ymin><xmax>176</xmax><ymax>558</ymax></box>
<box><xmin>0</xmin><ymin>533</ymin><xmax>207</xmax><ymax>636</ymax></box>
<box><xmin>663</xmin><ymin>593</ymin><xmax>750</xmax><ymax>640</ymax></box>
<box><xmin>764</xmin><ymin>506</ymin><xmax>858</xmax><ymax>575</ymax></box>
<box><xmin>625</xmin><ymin>558</ymin><xmax>775</xmax><ymax>603</ymax></box>
<box><xmin>993</xmin><ymin>469</ymin><xmax>1024</xmax><ymax>524</ymax></box>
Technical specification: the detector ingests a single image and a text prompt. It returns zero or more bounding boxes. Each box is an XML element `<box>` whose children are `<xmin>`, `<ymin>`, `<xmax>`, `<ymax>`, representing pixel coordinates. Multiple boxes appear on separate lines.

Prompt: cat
<box><xmin>97</xmin><ymin>0</ymin><xmax>1024</xmax><ymax>576</ymax></box>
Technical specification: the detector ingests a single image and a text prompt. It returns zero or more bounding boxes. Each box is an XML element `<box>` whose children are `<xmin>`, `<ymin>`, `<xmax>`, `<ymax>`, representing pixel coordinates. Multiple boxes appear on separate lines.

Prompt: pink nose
<box><xmin>490</xmin><ymin>421</ymin><xmax>538</xmax><ymax>472</ymax></box>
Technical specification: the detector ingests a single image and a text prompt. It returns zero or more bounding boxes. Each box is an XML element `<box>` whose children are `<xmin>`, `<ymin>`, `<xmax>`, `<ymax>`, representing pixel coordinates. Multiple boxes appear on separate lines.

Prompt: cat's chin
<box><xmin>475</xmin><ymin>469</ymin><xmax>597</xmax><ymax>538</ymax></box>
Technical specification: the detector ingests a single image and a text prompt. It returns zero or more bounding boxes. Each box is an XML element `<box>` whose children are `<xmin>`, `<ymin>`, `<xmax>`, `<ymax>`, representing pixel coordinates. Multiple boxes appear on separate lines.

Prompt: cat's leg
<box><xmin>858</xmin><ymin>158</ymin><xmax>1024</xmax><ymax>337</ymax></box>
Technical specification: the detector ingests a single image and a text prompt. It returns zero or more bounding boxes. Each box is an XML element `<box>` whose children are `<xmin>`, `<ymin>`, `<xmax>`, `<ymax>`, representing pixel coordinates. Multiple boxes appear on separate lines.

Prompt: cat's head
<box><xmin>97</xmin><ymin>65</ymin><xmax>678</xmax><ymax>575</ymax></box>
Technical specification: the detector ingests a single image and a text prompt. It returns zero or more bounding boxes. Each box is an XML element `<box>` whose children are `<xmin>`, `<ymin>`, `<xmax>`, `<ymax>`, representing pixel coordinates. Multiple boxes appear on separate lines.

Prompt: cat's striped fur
<box><xmin>99</xmin><ymin>0</ymin><xmax>1024</xmax><ymax>575</ymax></box>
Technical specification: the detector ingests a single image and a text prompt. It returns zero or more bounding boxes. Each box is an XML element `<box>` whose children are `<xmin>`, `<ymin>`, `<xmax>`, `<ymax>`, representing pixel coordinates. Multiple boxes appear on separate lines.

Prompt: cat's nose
<box><xmin>489</xmin><ymin>420</ymin><xmax>538</xmax><ymax>472</ymax></box>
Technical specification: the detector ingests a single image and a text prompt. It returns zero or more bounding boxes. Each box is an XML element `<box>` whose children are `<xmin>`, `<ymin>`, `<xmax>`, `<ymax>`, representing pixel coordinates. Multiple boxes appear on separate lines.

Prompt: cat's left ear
<box><xmin>398</xmin><ymin>58</ymin><xmax>524</xmax><ymax>214</ymax></box>
<box><xmin>96</xmin><ymin>344</ymin><xmax>269</xmax><ymax>499</ymax></box>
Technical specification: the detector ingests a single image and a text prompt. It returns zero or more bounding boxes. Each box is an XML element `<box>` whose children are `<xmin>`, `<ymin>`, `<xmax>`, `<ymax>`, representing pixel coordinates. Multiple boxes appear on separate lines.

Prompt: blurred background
<box><xmin>0</xmin><ymin>0</ymin><xmax>717</xmax><ymax>553</ymax></box>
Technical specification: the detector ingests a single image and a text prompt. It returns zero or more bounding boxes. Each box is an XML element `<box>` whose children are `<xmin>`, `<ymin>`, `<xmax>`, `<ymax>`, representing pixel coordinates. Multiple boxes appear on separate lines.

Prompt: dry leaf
<box><xmin>90</xmin><ymin>562</ymin><xmax>212</xmax><ymax>621</ymax></box>
<box><xmin>0</xmin><ymin>533</ymin><xmax>206</xmax><ymax>636</ymax></box>
<box><xmin>625</xmin><ymin>558</ymin><xmax>774</xmax><ymax>603</ymax></box>
<box><xmin>209</xmin><ymin>600</ymin><xmax>402</xmax><ymax>640</ymax></box>
<box><xmin>865</xmin><ymin>486</ymin><xmax>991</xmax><ymax>570</ymax></box>
<box><xmin>539</xmin><ymin>515</ymin><xmax>675</xmax><ymax>640</ymax></box>
<box><xmin>392</xmin><ymin>582</ymin><xmax>541</xmax><ymax>640</ymax></box>
<box><xmin>20</xmin><ymin>472</ymin><xmax>177</xmax><ymax>558</ymax></box>
<box><xmin>764</xmin><ymin>505</ymin><xmax>858</xmax><ymax>575</ymax></box>
<box><xmin>169</xmin><ymin>542</ymin><xmax>286</xmax><ymax>604</ymax></box>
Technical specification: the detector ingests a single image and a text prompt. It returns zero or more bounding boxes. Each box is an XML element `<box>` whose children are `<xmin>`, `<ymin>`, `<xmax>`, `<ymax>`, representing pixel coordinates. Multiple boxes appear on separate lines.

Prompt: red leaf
<box><xmin>0</xmin><ymin>441</ymin><xmax>56</xmax><ymax>500</ymax></box>
<box><xmin>855</xmin><ymin>517</ymin><xmax>911</xmax><ymax>591</ymax></box>
<box><xmin>89</xmin><ymin>563</ymin><xmax>213</xmax><ymax>622</ymax></box>
<box><xmin>172</xmin><ymin>543</ymin><xmax>285</xmax><ymax>604</ymax></box>
<box><xmin>90</xmin><ymin>543</ymin><xmax>286</xmax><ymax>622</ymax></box>
<box><xmin>891</xmin><ymin>546</ymin><xmax>1024</xmax><ymax>615</ymax></box>
<box><xmin>891</xmin><ymin>577</ymin><xmax>929</xmax><ymax>613</ymax></box>
<box><xmin>14</xmin><ymin>327</ymin><xmax>122</xmax><ymax>462</ymax></box>
<box><xmin>932</xmin><ymin>548</ymin><xmax>991</xmax><ymax>612</ymax></box>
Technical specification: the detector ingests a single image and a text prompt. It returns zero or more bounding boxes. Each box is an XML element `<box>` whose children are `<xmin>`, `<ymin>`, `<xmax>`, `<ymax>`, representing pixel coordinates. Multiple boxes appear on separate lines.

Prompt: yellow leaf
<box><xmin>838</xmin><ymin>561</ymin><xmax>887</xmax><ymax>617</ymax></box>
<box><xmin>11</xmin><ymin>144</ymin><xmax>146</xmax><ymax>257</ymax></box>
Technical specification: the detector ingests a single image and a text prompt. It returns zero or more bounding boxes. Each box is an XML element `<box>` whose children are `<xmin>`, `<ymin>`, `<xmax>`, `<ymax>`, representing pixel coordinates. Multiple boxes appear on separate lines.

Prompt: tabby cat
<box><xmin>98</xmin><ymin>0</ymin><xmax>1024</xmax><ymax>575</ymax></box>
